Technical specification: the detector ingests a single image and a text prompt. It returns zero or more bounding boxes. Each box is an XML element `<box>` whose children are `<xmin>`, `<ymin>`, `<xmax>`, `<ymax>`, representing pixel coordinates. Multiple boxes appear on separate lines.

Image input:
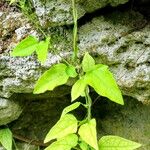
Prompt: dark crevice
<box><xmin>77</xmin><ymin>0</ymin><xmax>150</xmax><ymax>27</ymax></box>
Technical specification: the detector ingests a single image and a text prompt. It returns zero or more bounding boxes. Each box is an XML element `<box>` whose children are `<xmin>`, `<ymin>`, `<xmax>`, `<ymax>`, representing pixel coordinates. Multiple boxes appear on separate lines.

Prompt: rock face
<box><xmin>32</xmin><ymin>0</ymin><xmax>129</xmax><ymax>26</ymax></box>
<box><xmin>0</xmin><ymin>0</ymin><xmax>150</xmax><ymax>149</ymax></box>
<box><xmin>0</xmin><ymin>97</ymin><xmax>22</xmax><ymax>125</ymax></box>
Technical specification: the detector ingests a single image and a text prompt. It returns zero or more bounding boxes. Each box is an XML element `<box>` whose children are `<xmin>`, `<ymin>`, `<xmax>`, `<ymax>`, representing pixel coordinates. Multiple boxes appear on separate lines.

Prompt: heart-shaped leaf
<box><xmin>44</xmin><ymin>114</ymin><xmax>78</xmax><ymax>143</ymax></box>
<box><xmin>11</xmin><ymin>36</ymin><xmax>38</xmax><ymax>56</ymax></box>
<box><xmin>34</xmin><ymin>63</ymin><xmax>69</xmax><ymax>94</ymax></box>
<box><xmin>78</xmin><ymin>119</ymin><xmax>98</xmax><ymax>150</ymax></box>
<box><xmin>85</xmin><ymin>64</ymin><xmax>124</xmax><ymax>105</ymax></box>
<box><xmin>82</xmin><ymin>52</ymin><xmax>95</xmax><ymax>72</ymax></box>
<box><xmin>99</xmin><ymin>136</ymin><xmax>142</xmax><ymax>150</ymax></box>
<box><xmin>61</xmin><ymin>102</ymin><xmax>81</xmax><ymax>118</ymax></box>
<box><xmin>71</xmin><ymin>78</ymin><xmax>86</xmax><ymax>101</ymax></box>
<box><xmin>45</xmin><ymin>134</ymin><xmax>78</xmax><ymax>150</ymax></box>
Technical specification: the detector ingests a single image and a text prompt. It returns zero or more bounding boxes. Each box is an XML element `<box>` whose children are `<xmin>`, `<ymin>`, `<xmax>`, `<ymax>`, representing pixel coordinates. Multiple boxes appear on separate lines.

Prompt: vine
<box><xmin>0</xmin><ymin>0</ymin><xmax>142</xmax><ymax>150</ymax></box>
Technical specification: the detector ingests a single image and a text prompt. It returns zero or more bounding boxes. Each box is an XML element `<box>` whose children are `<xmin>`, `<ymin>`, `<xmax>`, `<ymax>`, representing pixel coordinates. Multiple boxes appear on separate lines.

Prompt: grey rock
<box><xmin>0</xmin><ymin>97</ymin><xmax>22</xmax><ymax>125</ymax></box>
<box><xmin>78</xmin><ymin>11</ymin><xmax>150</xmax><ymax>104</ymax></box>
<box><xmin>0</xmin><ymin>11</ymin><xmax>150</xmax><ymax>104</ymax></box>
<box><xmin>32</xmin><ymin>0</ymin><xmax>129</xmax><ymax>26</ymax></box>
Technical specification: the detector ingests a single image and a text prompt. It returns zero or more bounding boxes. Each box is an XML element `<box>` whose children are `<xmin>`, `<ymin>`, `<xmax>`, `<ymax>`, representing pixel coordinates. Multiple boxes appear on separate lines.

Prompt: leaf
<box><xmin>71</xmin><ymin>78</ymin><xmax>87</xmax><ymax>102</ymax></box>
<box><xmin>82</xmin><ymin>52</ymin><xmax>95</xmax><ymax>72</ymax></box>
<box><xmin>11</xmin><ymin>36</ymin><xmax>38</xmax><ymax>56</ymax></box>
<box><xmin>78</xmin><ymin>119</ymin><xmax>98</xmax><ymax>150</ymax></box>
<box><xmin>44</xmin><ymin>114</ymin><xmax>78</xmax><ymax>143</ymax></box>
<box><xmin>61</xmin><ymin>102</ymin><xmax>81</xmax><ymax>118</ymax></box>
<box><xmin>66</xmin><ymin>65</ymin><xmax>77</xmax><ymax>78</ymax></box>
<box><xmin>79</xmin><ymin>141</ymin><xmax>89</xmax><ymax>150</ymax></box>
<box><xmin>34</xmin><ymin>63</ymin><xmax>69</xmax><ymax>94</ymax></box>
<box><xmin>85</xmin><ymin>64</ymin><xmax>124</xmax><ymax>105</ymax></box>
<box><xmin>36</xmin><ymin>37</ymin><xmax>50</xmax><ymax>63</ymax></box>
<box><xmin>45</xmin><ymin>134</ymin><xmax>78</xmax><ymax>150</ymax></box>
<box><xmin>0</xmin><ymin>128</ymin><xmax>12</xmax><ymax>150</ymax></box>
<box><xmin>99</xmin><ymin>136</ymin><xmax>142</xmax><ymax>150</ymax></box>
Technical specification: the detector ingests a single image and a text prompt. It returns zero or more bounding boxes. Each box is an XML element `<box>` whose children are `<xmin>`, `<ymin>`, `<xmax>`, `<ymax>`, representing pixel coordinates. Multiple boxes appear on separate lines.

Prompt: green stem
<box><xmin>72</xmin><ymin>0</ymin><xmax>78</xmax><ymax>61</ymax></box>
<box><xmin>85</xmin><ymin>87</ymin><xmax>92</xmax><ymax>121</ymax></box>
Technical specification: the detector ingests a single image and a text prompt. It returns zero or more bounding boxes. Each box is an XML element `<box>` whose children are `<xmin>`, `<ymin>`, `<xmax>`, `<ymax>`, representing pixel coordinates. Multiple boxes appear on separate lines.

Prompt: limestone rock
<box><xmin>78</xmin><ymin>11</ymin><xmax>150</xmax><ymax>104</ymax></box>
<box><xmin>32</xmin><ymin>0</ymin><xmax>129</xmax><ymax>26</ymax></box>
<box><xmin>0</xmin><ymin>97</ymin><xmax>22</xmax><ymax>125</ymax></box>
<box><xmin>0</xmin><ymin>11</ymin><xmax>149</xmax><ymax>104</ymax></box>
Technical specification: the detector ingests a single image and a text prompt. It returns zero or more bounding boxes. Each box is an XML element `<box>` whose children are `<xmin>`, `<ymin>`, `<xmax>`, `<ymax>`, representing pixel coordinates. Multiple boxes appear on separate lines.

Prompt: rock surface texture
<box><xmin>32</xmin><ymin>0</ymin><xmax>129</xmax><ymax>26</ymax></box>
<box><xmin>0</xmin><ymin>0</ymin><xmax>150</xmax><ymax>149</ymax></box>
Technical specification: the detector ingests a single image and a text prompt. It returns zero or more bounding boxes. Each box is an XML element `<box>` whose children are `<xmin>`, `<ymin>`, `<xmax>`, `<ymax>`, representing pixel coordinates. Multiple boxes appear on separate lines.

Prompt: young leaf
<box><xmin>99</xmin><ymin>136</ymin><xmax>142</xmax><ymax>150</ymax></box>
<box><xmin>0</xmin><ymin>128</ymin><xmax>12</xmax><ymax>150</ymax></box>
<box><xmin>34</xmin><ymin>63</ymin><xmax>69</xmax><ymax>94</ymax></box>
<box><xmin>11</xmin><ymin>36</ymin><xmax>38</xmax><ymax>56</ymax></box>
<box><xmin>61</xmin><ymin>102</ymin><xmax>81</xmax><ymax>118</ymax></box>
<box><xmin>71</xmin><ymin>78</ymin><xmax>87</xmax><ymax>102</ymax></box>
<box><xmin>36</xmin><ymin>37</ymin><xmax>50</xmax><ymax>63</ymax></box>
<box><xmin>85</xmin><ymin>64</ymin><xmax>124</xmax><ymax>105</ymax></box>
<box><xmin>78</xmin><ymin>119</ymin><xmax>98</xmax><ymax>150</ymax></box>
<box><xmin>82</xmin><ymin>52</ymin><xmax>95</xmax><ymax>72</ymax></box>
<box><xmin>66</xmin><ymin>65</ymin><xmax>78</xmax><ymax>78</ymax></box>
<box><xmin>44</xmin><ymin>114</ymin><xmax>78</xmax><ymax>143</ymax></box>
<box><xmin>45</xmin><ymin>134</ymin><xmax>78</xmax><ymax>150</ymax></box>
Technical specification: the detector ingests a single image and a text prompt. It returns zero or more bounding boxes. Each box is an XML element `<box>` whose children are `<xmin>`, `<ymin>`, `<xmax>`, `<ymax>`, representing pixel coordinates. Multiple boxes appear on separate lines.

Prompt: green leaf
<box><xmin>71</xmin><ymin>78</ymin><xmax>87</xmax><ymax>102</ymax></box>
<box><xmin>85</xmin><ymin>64</ymin><xmax>124</xmax><ymax>105</ymax></box>
<box><xmin>78</xmin><ymin>119</ymin><xmax>98</xmax><ymax>150</ymax></box>
<box><xmin>11</xmin><ymin>36</ymin><xmax>38</xmax><ymax>56</ymax></box>
<box><xmin>66</xmin><ymin>65</ymin><xmax>78</xmax><ymax>78</ymax></box>
<box><xmin>45</xmin><ymin>134</ymin><xmax>78</xmax><ymax>150</ymax></box>
<box><xmin>36</xmin><ymin>37</ymin><xmax>50</xmax><ymax>63</ymax></box>
<box><xmin>82</xmin><ymin>52</ymin><xmax>95</xmax><ymax>72</ymax></box>
<box><xmin>79</xmin><ymin>141</ymin><xmax>89</xmax><ymax>150</ymax></box>
<box><xmin>44</xmin><ymin>114</ymin><xmax>78</xmax><ymax>143</ymax></box>
<box><xmin>61</xmin><ymin>102</ymin><xmax>81</xmax><ymax>118</ymax></box>
<box><xmin>99</xmin><ymin>136</ymin><xmax>142</xmax><ymax>150</ymax></box>
<box><xmin>34</xmin><ymin>63</ymin><xmax>69</xmax><ymax>94</ymax></box>
<box><xmin>0</xmin><ymin>128</ymin><xmax>12</xmax><ymax>150</ymax></box>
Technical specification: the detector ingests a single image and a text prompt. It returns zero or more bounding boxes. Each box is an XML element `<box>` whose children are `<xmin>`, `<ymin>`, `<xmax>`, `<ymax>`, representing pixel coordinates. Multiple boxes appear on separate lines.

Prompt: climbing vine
<box><xmin>0</xmin><ymin>0</ymin><xmax>142</xmax><ymax>150</ymax></box>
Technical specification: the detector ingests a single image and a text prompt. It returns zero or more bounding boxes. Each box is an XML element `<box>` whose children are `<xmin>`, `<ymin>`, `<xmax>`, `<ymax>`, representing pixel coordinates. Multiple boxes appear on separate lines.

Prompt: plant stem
<box><xmin>85</xmin><ymin>87</ymin><xmax>92</xmax><ymax>121</ymax></box>
<box><xmin>72</xmin><ymin>0</ymin><xmax>78</xmax><ymax>61</ymax></box>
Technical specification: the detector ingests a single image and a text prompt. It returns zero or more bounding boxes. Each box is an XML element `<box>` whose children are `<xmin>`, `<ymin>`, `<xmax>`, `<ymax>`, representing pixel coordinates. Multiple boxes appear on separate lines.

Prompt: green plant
<box><xmin>9</xmin><ymin>0</ymin><xmax>142</xmax><ymax>150</ymax></box>
<box><xmin>32</xmin><ymin>52</ymin><xmax>141</xmax><ymax>150</ymax></box>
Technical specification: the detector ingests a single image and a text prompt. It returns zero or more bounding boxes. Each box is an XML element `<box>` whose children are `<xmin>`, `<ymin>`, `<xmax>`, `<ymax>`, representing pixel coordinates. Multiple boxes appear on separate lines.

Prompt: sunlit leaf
<box><xmin>36</xmin><ymin>37</ymin><xmax>50</xmax><ymax>63</ymax></box>
<box><xmin>34</xmin><ymin>63</ymin><xmax>69</xmax><ymax>94</ymax></box>
<box><xmin>11</xmin><ymin>36</ymin><xmax>38</xmax><ymax>56</ymax></box>
<box><xmin>85</xmin><ymin>64</ymin><xmax>124</xmax><ymax>105</ymax></box>
<box><xmin>0</xmin><ymin>128</ymin><xmax>12</xmax><ymax>150</ymax></box>
<box><xmin>44</xmin><ymin>114</ymin><xmax>78</xmax><ymax>143</ymax></box>
<box><xmin>99</xmin><ymin>136</ymin><xmax>142</xmax><ymax>150</ymax></box>
<box><xmin>79</xmin><ymin>141</ymin><xmax>89</xmax><ymax>150</ymax></box>
<box><xmin>78</xmin><ymin>119</ymin><xmax>98</xmax><ymax>150</ymax></box>
<box><xmin>66</xmin><ymin>65</ymin><xmax>77</xmax><ymax>78</ymax></box>
<box><xmin>45</xmin><ymin>134</ymin><xmax>78</xmax><ymax>150</ymax></box>
<box><xmin>61</xmin><ymin>102</ymin><xmax>81</xmax><ymax>118</ymax></box>
<box><xmin>82</xmin><ymin>52</ymin><xmax>95</xmax><ymax>72</ymax></box>
<box><xmin>71</xmin><ymin>78</ymin><xmax>86</xmax><ymax>101</ymax></box>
